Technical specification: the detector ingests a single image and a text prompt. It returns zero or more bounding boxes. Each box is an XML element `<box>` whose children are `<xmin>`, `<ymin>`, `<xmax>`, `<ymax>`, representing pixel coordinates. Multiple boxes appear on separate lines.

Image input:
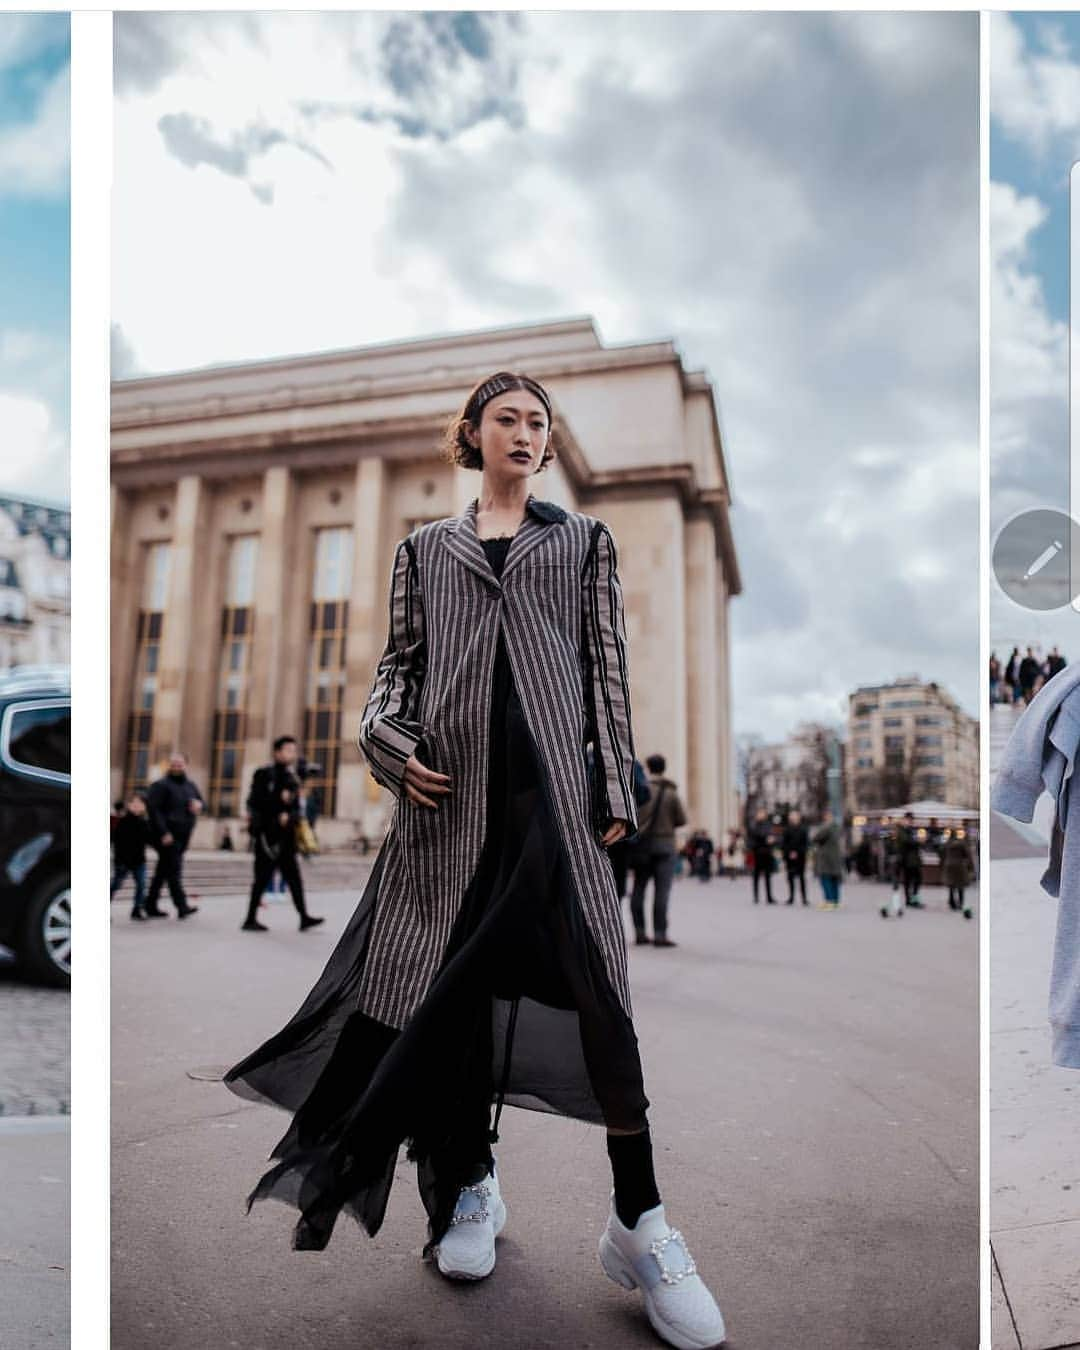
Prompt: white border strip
<box><xmin>70</xmin><ymin>14</ymin><xmax>112</xmax><ymax>1350</ymax></box>
<box><xmin>979</xmin><ymin>11</ymin><xmax>991</xmax><ymax>1350</ymax></box>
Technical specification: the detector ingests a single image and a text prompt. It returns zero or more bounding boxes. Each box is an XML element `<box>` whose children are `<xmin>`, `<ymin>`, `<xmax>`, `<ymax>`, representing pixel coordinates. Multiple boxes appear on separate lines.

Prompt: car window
<box><xmin>8</xmin><ymin>704</ymin><xmax>70</xmax><ymax>776</ymax></box>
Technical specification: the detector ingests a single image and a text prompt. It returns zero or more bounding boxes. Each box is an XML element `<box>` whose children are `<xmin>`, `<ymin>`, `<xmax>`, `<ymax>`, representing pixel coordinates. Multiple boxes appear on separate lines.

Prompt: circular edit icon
<box><xmin>992</xmin><ymin>508</ymin><xmax>1080</xmax><ymax>611</ymax></box>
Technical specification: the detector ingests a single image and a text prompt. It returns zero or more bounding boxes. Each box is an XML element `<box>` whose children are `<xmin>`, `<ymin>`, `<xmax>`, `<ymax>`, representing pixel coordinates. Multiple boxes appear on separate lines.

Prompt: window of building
<box><xmin>884</xmin><ymin>734</ymin><xmax>905</xmax><ymax>749</ymax></box>
<box><xmin>883</xmin><ymin>717</ymin><xmax>903</xmax><ymax>727</ymax></box>
<box><xmin>915</xmin><ymin>715</ymin><xmax>942</xmax><ymax>726</ymax></box>
<box><xmin>124</xmin><ymin>542</ymin><xmax>171</xmax><ymax>795</ymax></box>
<box><xmin>916</xmin><ymin>734</ymin><xmax>943</xmax><ymax>747</ymax></box>
<box><xmin>915</xmin><ymin>754</ymin><xmax>945</xmax><ymax>767</ymax></box>
<box><xmin>208</xmin><ymin>536</ymin><xmax>258</xmax><ymax>817</ymax></box>
<box><xmin>304</xmin><ymin>527</ymin><xmax>353</xmax><ymax>817</ymax></box>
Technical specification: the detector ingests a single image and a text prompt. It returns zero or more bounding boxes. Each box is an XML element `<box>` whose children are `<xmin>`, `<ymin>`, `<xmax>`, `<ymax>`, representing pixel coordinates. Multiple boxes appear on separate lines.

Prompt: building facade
<box><xmin>110</xmin><ymin>317</ymin><xmax>741</xmax><ymax>846</ymax></box>
<box><xmin>743</xmin><ymin>722</ymin><xmax>844</xmax><ymax>822</ymax></box>
<box><xmin>0</xmin><ymin>494</ymin><xmax>71</xmax><ymax>670</ymax></box>
<box><xmin>845</xmin><ymin>674</ymin><xmax>978</xmax><ymax>812</ymax></box>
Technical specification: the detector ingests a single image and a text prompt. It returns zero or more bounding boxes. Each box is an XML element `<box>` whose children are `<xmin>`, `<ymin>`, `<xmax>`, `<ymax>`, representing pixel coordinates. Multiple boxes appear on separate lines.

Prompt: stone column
<box><xmin>715</xmin><ymin>565</ymin><xmax>736</xmax><ymax>838</ymax></box>
<box><xmin>684</xmin><ymin>516</ymin><xmax>719</xmax><ymax>838</ymax></box>
<box><xmin>110</xmin><ymin>485</ymin><xmax>138</xmax><ymax>802</ymax></box>
<box><xmin>240</xmin><ymin>466</ymin><xmax>297</xmax><ymax>794</ymax></box>
<box><xmin>152</xmin><ymin>475</ymin><xmax>209</xmax><ymax>780</ymax></box>
<box><xmin>337</xmin><ymin>457</ymin><xmax>388</xmax><ymax>827</ymax></box>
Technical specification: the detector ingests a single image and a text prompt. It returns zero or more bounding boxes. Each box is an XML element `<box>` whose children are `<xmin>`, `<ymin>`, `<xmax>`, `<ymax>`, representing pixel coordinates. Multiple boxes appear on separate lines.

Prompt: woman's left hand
<box><xmin>601</xmin><ymin>819</ymin><xmax>629</xmax><ymax>846</ymax></box>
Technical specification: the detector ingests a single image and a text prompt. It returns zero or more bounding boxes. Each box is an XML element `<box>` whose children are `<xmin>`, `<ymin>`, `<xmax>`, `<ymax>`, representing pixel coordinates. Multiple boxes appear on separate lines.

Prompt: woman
<box><xmin>812</xmin><ymin>810</ymin><xmax>844</xmax><ymax>909</ymax></box>
<box><xmin>224</xmin><ymin>372</ymin><xmax>726</xmax><ymax>1349</ymax></box>
<box><xmin>940</xmin><ymin>829</ymin><xmax>975</xmax><ymax>918</ymax></box>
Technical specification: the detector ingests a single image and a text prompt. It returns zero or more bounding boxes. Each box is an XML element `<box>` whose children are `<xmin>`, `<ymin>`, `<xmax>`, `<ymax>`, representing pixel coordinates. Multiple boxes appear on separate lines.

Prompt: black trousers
<box><xmin>900</xmin><ymin>865</ymin><xmax>922</xmax><ymax>903</ymax></box>
<box><xmin>147</xmin><ymin>835</ymin><xmax>191</xmax><ymax>912</ymax></box>
<box><xmin>786</xmin><ymin>863</ymin><xmax>807</xmax><ymax>902</ymax></box>
<box><xmin>752</xmin><ymin>856</ymin><xmax>774</xmax><ymax>902</ymax></box>
<box><xmin>247</xmin><ymin>836</ymin><xmax>307</xmax><ymax>922</ymax></box>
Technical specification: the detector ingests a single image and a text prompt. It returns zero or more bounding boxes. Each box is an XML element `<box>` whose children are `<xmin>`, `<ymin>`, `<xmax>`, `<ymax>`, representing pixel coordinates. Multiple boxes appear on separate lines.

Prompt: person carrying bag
<box><xmin>627</xmin><ymin>755</ymin><xmax>688</xmax><ymax>947</ymax></box>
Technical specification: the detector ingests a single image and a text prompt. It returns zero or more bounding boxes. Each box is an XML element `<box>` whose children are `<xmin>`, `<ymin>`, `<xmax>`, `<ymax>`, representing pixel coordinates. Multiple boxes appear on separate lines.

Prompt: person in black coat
<box><xmin>781</xmin><ymin>810</ymin><xmax>810</xmax><ymax>905</ymax></box>
<box><xmin>110</xmin><ymin>791</ymin><xmax>151</xmax><ymax>919</ymax></box>
<box><xmin>892</xmin><ymin>813</ymin><xmax>924</xmax><ymax>908</ymax></box>
<box><xmin>243</xmin><ymin>735</ymin><xmax>323</xmax><ymax>933</ymax></box>
<box><xmin>748</xmin><ymin>808</ymin><xmax>776</xmax><ymax>904</ymax></box>
<box><xmin>145</xmin><ymin>752</ymin><xmax>203</xmax><ymax>918</ymax></box>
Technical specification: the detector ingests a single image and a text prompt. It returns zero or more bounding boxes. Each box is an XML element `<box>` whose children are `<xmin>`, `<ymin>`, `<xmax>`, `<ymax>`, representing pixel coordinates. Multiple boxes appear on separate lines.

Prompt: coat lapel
<box><xmin>442</xmin><ymin>499</ymin><xmax>500</xmax><ymax>589</ymax></box>
<box><xmin>442</xmin><ymin>494</ymin><xmax>566</xmax><ymax>586</ymax></box>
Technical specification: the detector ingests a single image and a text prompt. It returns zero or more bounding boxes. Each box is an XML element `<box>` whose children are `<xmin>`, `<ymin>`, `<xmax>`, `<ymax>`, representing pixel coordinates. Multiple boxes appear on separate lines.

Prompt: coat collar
<box><xmin>443</xmin><ymin>492</ymin><xmax>567</xmax><ymax>586</ymax></box>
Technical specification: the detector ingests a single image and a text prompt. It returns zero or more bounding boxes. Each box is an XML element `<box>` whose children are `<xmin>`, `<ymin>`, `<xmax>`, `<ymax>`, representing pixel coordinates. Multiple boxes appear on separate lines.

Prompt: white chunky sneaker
<box><xmin>599</xmin><ymin>1198</ymin><xmax>726</xmax><ymax>1349</ymax></box>
<box><xmin>434</xmin><ymin>1167</ymin><xmax>507</xmax><ymax>1281</ymax></box>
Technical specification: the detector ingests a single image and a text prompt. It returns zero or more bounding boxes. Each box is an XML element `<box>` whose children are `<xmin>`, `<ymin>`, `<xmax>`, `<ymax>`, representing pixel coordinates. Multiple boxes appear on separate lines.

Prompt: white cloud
<box><xmin>0</xmin><ymin>62</ymin><xmax>69</xmax><ymax>199</ymax></box>
<box><xmin>0</xmin><ymin>392</ymin><xmax>67</xmax><ymax>499</ymax></box>
<box><xmin>991</xmin><ymin>12</ymin><xmax>1080</xmax><ymax>160</ymax></box>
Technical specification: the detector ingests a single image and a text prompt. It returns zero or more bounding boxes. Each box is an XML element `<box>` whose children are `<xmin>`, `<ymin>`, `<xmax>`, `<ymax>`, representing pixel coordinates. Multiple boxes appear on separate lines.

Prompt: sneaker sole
<box><xmin>436</xmin><ymin>1199</ymin><xmax>507</xmax><ymax>1281</ymax></box>
<box><xmin>598</xmin><ymin>1232</ymin><xmax>726</xmax><ymax>1349</ymax></box>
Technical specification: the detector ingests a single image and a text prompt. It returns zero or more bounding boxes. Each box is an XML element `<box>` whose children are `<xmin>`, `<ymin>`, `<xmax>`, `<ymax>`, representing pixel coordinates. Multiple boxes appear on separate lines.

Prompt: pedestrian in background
<box><xmin>813</xmin><ymin>810</ymin><xmax>844</xmax><ymax>909</ymax></box>
<box><xmin>605</xmin><ymin>756</ymin><xmax>652</xmax><ymax>901</ymax></box>
<box><xmin>725</xmin><ymin>827</ymin><xmax>742</xmax><ymax>880</ymax></box>
<box><xmin>111</xmin><ymin>791</ymin><xmax>151</xmax><ymax>920</ymax></box>
<box><xmin>782</xmin><ymin>809</ymin><xmax>809</xmax><ymax>905</ymax></box>
<box><xmin>989</xmin><ymin>653</ymin><xmax>1001</xmax><ymax>705</ymax></box>
<box><xmin>940</xmin><ymin>829</ymin><xmax>975</xmax><ymax>916</ymax></box>
<box><xmin>628</xmin><ymin>753</ymin><xmax>688</xmax><ymax>946</ymax></box>
<box><xmin>144</xmin><ymin>752</ymin><xmax>202</xmax><ymax>919</ymax></box>
<box><xmin>893</xmin><ymin>813</ymin><xmax>924</xmax><ymax>908</ymax></box>
<box><xmin>748</xmin><ymin>808</ymin><xmax>776</xmax><ymax>904</ymax></box>
<box><xmin>242</xmin><ymin>735</ymin><xmax>323</xmax><ymax>933</ymax></box>
<box><xmin>684</xmin><ymin>827</ymin><xmax>714</xmax><ymax>882</ymax></box>
<box><xmin>1005</xmin><ymin>648</ymin><xmax>1020</xmax><ymax>703</ymax></box>
<box><xmin>1019</xmin><ymin>647</ymin><xmax>1041</xmax><ymax>705</ymax></box>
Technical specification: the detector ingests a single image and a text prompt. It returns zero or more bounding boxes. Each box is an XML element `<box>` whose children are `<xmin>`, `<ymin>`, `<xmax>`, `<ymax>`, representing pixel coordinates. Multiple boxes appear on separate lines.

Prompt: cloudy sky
<box><xmin>0</xmin><ymin>14</ymin><xmax>69</xmax><ymax>504</ymax></box>
<box><xmin>991</xmin><ymin>12</ymin><xmax>1080</xmax><ymax>661</ymax></box>
<box><xmin>113</xmin><ymin>11</ymin><xmax>979</xmax><ymax>739</ymax></box>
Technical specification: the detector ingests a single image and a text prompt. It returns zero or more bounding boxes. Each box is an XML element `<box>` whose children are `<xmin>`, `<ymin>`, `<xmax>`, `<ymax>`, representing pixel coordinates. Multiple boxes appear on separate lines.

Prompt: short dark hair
<box><xmin>442</xmin><ymin>371</ymin><xmax>557</xmax><ymax>473</ymax></box>
<box><xmin>273</xmin><ymin>735</ymin><xmax>298</xmax><ymax>752</ymax></box>
<box><xmin>646</xmin><ymin>754</ymin><xmax>666</xmax><ymax>774</ymax></box>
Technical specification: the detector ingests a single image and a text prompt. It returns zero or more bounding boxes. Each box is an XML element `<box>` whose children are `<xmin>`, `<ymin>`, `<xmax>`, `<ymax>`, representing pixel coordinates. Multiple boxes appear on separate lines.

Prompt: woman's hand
<box><xmin>601</xmin><ymin>819</ymin><xmax>629</xmax><ymax>846</ymax></box>
<box><xmin>404</xmin><ymin>753</ymin><xmax>452</xmax><ymax>809</ymax></box>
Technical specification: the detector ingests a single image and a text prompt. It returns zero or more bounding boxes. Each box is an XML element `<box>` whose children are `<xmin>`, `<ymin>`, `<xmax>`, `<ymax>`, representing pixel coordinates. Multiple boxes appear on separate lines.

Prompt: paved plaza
<box><xmin>112</xmin><ymin>856</ymin><xmax>977</xmax><ymax>1350</ymax></box>
<box><xmin>990</xmin><ymin>703</ymin><xmax>1080</xmax><ymax>1350</ymax></box>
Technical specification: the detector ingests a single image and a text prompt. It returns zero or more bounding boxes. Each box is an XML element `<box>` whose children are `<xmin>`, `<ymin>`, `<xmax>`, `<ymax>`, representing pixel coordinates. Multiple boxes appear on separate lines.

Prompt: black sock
<box><xmin>606</xmin><ymin>1127</ymin><xmax>661</xmax><ymax>1229</ymax></box>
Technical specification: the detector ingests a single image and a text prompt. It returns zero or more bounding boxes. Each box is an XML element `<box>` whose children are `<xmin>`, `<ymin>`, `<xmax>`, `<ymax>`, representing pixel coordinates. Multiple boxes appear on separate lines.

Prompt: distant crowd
<box><xmin>990</xmin><ymin>646</ymin><xmax>1068</xmax><ymax>707</ymax></box>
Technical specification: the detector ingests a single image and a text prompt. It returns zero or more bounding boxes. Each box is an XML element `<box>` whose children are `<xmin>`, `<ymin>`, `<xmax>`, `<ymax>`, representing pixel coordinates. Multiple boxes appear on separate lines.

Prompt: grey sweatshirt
<box><xmin>991</xmin><ymin>663</ymin><xmax>1080</xmax><ymax>1068</ymax></box>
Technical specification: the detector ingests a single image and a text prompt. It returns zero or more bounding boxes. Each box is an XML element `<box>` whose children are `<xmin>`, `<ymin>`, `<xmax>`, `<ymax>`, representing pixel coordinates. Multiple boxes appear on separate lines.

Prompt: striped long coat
<box><xmin>356</xmin><ymin>493</ymin><xmax>639</xmax><ymax>1030</ymax></box>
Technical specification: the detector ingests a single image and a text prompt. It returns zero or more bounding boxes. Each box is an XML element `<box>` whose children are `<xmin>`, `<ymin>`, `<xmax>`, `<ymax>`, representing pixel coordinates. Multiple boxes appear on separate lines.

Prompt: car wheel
<box><xmin>21</xmin><ymin>877</ymin><xmax>71</xmax><ymax>988</ymax></box>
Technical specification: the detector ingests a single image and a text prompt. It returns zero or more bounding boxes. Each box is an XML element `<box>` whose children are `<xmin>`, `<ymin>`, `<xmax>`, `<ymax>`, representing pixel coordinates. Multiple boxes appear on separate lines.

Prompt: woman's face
<box><xmin>471</xmin><ymin>389</ymin><xmax>550</xmax><ymax>476</ymax></box>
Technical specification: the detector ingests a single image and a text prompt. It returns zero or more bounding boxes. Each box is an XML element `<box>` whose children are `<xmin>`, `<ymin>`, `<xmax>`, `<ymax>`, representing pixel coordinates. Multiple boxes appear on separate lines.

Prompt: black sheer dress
<box><xmin>224</xmin><ymin>534</ymin><xmax>649</xmax><ymax>1254</ymax></box>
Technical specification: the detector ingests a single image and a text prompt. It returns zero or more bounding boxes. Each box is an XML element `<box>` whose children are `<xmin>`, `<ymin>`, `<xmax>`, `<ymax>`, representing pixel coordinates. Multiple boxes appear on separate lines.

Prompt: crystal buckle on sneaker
<box><xmin>649</xmin><ymin>1229</ymin><xmax>697</xmax><ymax>1285</ymax></box>
<box><xmin>449</xmin><ymin>1180</ymin><xmax>492</xmax><ymax>1227</ymax></box>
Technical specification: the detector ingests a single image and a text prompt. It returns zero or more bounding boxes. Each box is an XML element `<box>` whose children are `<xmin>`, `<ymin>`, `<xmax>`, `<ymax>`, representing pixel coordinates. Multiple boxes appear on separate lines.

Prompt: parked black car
<box><xmin>0</xmin><ymin>667</ymin><xmax>70</xmax><ymax>987</ymax></box>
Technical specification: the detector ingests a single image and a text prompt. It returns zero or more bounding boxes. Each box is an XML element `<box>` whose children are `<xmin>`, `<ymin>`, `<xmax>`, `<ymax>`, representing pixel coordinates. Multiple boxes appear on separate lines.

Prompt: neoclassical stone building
<box><xmin>0</xmin><ymin>493</ymin><xmax>71</xmax><ymax>670</ymax></box>
<box><xmin>111</xmin><ymin>317</ymin><xmax>741</xmax><ymax>846</ymax></box>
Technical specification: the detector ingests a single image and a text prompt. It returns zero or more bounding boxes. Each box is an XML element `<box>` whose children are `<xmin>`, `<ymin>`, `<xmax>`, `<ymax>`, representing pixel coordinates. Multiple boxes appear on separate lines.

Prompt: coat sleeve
<box><xmin>581</xmin><ymin>522</ymin><xmax>638</xmax><ymax>831</ymax></box>
<box><xmin>358</xmin><ymin>536</ymin><xmax>427</xmax><ymax>800</ymax></box>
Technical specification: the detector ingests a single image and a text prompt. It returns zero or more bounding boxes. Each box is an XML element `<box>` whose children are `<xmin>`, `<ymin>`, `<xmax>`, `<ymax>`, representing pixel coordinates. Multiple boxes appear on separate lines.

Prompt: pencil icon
<box><xmin>1023</xmin><ymin>540</ymin><xmax>1063</xmax><ymax>582</ymax></box>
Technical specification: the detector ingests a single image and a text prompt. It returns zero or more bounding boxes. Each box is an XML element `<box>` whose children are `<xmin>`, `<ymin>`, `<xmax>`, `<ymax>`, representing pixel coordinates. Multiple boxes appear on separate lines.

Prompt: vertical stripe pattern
<box><xmin>356</xmin><ymin>496</ymin><xmax>639</xmax><ymax>1028</ymax></box>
